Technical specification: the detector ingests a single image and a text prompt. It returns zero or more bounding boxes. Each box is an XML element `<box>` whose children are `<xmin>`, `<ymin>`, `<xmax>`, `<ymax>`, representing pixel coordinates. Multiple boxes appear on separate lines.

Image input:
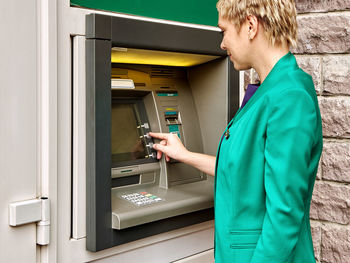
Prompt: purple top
<box><xmin>240</xmin><ymin>83</ymin><xmax>260</xmax><ymax>109</ymax></box>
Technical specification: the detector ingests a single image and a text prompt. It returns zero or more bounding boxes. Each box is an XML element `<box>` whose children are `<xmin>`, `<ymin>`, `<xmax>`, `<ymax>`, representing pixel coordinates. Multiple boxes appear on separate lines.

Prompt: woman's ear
<box><xmin>246</xmin><ymin>15</ymin><xmax>258</xmax><ymax>40</ymax></box>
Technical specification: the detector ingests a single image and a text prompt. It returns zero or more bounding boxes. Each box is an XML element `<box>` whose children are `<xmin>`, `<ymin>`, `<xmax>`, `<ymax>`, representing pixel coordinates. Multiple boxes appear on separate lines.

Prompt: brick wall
<box><xmin>244</xmin><ymin>1</ymin><xmax>350</xmax><ymax>262</ymax></box>
<box><xmin>295</xmin><ymin>2</ymin><xmax>350</xmax><ymax>262</ymax></box>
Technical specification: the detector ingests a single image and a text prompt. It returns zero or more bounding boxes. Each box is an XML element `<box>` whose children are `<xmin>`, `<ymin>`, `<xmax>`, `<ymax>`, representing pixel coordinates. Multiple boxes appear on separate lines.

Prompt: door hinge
<box><xmin>9</xmin><ymin>197</ymin><xmax>50</xmax><ymax>245</ymax></box>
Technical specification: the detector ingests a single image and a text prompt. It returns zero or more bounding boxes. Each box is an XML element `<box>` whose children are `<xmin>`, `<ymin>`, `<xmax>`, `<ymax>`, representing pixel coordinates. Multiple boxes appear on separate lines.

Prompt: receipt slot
<box><xmin>86</xmin><ymin>14</ymin><xmax>239</xmax><ymax>252</ymax></box>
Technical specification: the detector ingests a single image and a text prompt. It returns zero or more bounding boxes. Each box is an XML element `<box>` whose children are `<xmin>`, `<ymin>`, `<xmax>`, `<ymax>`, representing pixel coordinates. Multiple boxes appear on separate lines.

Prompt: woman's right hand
<box><xmin>149</xmin><ymin>132</ymin><xmax>216</xmax><ymax>176</ymax></box>
<box><xmin>148</xmin><ymin>132</ymin><xmax>189</xmax><ymax>162</ymax></box>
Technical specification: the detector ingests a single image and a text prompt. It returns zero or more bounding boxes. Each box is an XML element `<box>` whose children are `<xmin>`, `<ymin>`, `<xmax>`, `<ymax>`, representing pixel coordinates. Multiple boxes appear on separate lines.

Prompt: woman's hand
<box><xmin>149</xmin><ymin>132</ymin><xmax>216</xmax><ymax>176</ymax></box>
<box><xmin>149</xmin><ymin>132</ymin><xmax>189</xmax><ymax>162</ymax></box>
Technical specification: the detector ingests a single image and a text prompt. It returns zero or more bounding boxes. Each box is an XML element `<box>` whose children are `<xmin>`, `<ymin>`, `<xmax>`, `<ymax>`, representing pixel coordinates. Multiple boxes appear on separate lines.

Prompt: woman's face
<box><xmin>218</xmin><ymin>16</ymin><xmax>251</xmax><ymax>71</ymax></box>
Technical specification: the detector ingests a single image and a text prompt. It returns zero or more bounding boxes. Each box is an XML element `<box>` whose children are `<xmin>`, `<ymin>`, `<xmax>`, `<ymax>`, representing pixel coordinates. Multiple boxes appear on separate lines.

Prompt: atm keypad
<box><xmin>121</xmin><ymin>192</ymin><xmax>163</xmax><ymax>206</ymax></box>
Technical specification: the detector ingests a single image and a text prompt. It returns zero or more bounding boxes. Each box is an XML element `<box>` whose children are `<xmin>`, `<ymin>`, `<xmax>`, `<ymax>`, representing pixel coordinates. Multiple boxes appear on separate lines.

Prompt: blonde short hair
<box><xmin>217</xmin><ymin>0</ymin><xmax>298</xmax><ymax>47</ymax></box>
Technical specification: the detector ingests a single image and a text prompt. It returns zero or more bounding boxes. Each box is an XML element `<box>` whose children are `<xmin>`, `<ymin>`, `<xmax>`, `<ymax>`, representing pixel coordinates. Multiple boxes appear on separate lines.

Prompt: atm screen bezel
<box><xmin>111</xmin><ymin>97</ymin><xmax>157</xmax><ymax>168</ymax></box>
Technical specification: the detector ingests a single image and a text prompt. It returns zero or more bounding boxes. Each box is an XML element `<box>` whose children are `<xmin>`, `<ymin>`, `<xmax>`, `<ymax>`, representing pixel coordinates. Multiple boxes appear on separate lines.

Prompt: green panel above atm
<box><xmin>71</xmin><ymin>0</ymin><xmax>219</xmax><ymax>26</ymax></box>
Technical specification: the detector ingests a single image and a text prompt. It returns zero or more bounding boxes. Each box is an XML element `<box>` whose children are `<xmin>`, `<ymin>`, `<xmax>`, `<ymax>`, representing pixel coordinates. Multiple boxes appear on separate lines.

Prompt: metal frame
<box><xmin>85</xmin><ymin>13</ymin><xmax>239</xmax><ymax>252</ymax></box>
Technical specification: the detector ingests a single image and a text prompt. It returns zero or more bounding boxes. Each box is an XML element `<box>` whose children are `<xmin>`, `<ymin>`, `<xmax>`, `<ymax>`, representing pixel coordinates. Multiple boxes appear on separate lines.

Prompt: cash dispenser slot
<box><xmin>165</xmin><ymin>111</ymin><xmax>180</xmax><ymax>125</ymax></box>
<box><xmin>111</xmin><ymin>175</ymin><xmax>140</xmax><ymax>188</ymax></box>
<box><xmin>164</xmin><ymin>110</ymin><xmax>182</xmax><ymax>140</ymax></box>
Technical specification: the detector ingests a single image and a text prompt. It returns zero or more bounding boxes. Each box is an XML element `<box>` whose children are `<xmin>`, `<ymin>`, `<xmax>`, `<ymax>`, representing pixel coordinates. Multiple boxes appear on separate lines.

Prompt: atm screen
<box><xmin>111</xmin><ymin>102</ymin><xmax>148</xmax><ymax>164</ymax></box>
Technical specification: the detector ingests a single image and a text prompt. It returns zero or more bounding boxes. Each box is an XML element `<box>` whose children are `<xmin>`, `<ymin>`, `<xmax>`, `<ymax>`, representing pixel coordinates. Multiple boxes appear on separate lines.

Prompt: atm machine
<box><xmin>86</xmin><ymin>14</ymin><xmax>239</xmax><ymax>252</ymax></box>
<box><xmin>111</xmin><ymin>63</ymin><xmax>216</xmax><ymax>230</ymax></box>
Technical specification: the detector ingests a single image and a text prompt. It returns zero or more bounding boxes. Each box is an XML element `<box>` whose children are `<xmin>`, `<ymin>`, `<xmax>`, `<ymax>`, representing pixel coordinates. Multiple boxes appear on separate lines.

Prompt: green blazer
<box><xmin>214</xmin><ymin>52</ymin><xmax>323</xmax><ymax>263</ymax></box>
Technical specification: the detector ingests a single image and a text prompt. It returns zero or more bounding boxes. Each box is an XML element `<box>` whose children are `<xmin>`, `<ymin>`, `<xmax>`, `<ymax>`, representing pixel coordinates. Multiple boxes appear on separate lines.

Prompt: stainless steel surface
<box><xmin>111</xmin><ymin>180</ymin><xmax>214</xmax><ymax>229</ymax></box>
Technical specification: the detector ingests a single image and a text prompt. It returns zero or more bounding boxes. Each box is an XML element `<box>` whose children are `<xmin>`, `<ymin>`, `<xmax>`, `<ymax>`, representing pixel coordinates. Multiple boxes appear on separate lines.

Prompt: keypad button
<box><xmin>120</xmin><ymin>192</ymin><xmax>163</xmax><ymax>206</ymax></box>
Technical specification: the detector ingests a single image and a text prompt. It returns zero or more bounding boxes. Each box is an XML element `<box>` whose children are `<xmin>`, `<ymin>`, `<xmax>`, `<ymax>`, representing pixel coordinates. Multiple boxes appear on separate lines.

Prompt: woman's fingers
<box><xmin>155</xmin><ymin>140</ymin><xmax>167</xmax><ymax>159</ymax></box>
<box><xmin>149</xmin><ymin>132</ymin><xmax>169</xmax><ymax>140</ymax></box>
<box><xmin>150</xmin><ymin>132</ymin><xmax>184</xmax><ymax>162</ymax></box>
<box><xmin>153</xmin><ymin>144</ymin><xmax>166</xmax><ymax>158</ymax></box>
<box><xmin>154</xmin><ymin>144</ymin><xmax>171</xmax><ymax>161</ymax></box>
<box><xmin>156</xmin><ymin>148</ymin><xmax>162</xmax><ymax>159</ymax></box>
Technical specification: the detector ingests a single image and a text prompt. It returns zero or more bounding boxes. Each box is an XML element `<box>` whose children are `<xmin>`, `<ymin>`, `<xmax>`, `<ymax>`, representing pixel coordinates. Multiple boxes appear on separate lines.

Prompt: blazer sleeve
<box><xmin>250</xmin><ymin>88</ymin><xmax>317</xmax><ymax>262</ymax></box>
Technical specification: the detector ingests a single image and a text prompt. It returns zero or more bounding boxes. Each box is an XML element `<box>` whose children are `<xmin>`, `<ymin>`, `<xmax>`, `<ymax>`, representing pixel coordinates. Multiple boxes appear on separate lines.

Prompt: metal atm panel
<box><xmin>109</xmin><ymin>64</ymin><xmax>216</xmax><ymax>230</ymax></box>
<box><xmin>85</xmin><ymin>13</ymin><xmax>239</xmax><ymax>252</ymax></box>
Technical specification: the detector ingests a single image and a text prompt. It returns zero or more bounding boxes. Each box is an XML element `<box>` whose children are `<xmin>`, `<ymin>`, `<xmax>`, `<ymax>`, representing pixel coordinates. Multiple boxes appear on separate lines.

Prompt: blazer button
<box><xmin>224</xmin><ymin>130</ymin><xmax>230</xmax><ymax>139</ymax></box>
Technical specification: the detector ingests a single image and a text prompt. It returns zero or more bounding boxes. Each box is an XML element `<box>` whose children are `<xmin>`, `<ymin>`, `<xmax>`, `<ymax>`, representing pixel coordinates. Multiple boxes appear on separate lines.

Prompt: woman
<box><xmin>150</xmin><ymin>0</ymin><xmax>323</xmax><ymax>262</ymax></box>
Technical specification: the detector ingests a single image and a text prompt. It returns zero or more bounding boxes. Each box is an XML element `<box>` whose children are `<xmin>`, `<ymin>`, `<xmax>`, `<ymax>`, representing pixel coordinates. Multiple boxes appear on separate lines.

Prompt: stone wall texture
<box><xmin>243</xmin><ymin>1</ymin><xmax>350</xmax><ymax>262</ymax></box>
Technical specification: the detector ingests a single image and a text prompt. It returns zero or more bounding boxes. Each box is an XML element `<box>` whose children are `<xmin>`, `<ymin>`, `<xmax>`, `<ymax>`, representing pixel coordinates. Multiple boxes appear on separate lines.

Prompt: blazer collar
<box><xmin>228</xmin><ymin>52</ymin><xmax>298</xmax><ymax>127</ymax></box>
